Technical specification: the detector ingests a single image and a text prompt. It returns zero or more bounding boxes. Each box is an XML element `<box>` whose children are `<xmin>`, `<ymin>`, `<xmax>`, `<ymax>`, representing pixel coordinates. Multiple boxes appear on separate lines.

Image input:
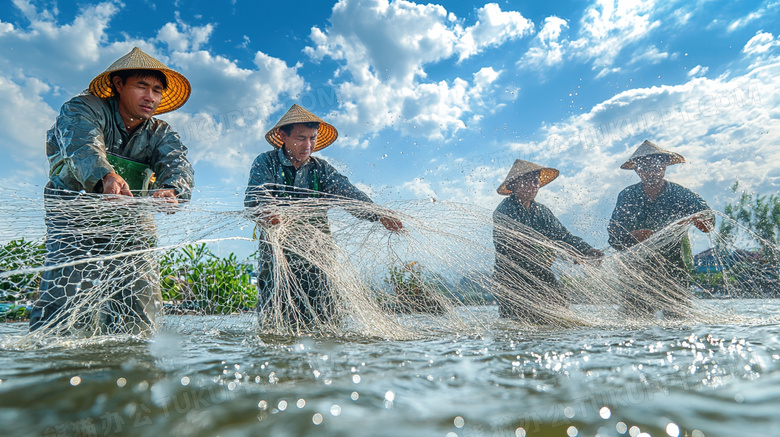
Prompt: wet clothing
<box><xmin>608</xmin><ymin>181</ymin><xmax>711</xmax><ymax>316</ymax></box>
<box><xmin>244</xmin><ymin>148</ymin><xmax>378</xmax><ymax>329</ymax></box>
<box><xmin>493</xmin><ymin>197</ymin><xmax>596</xmax><ymax>322</ymax></box>
<box><xmin>30</xmin><ymin>93</ymin><xmax>194</xmax><ymax>334</ymax></box>
<box><xmin>45</xmin><ymin>93</ymin><xmax>193</xmax><ymax>196</ymax></box>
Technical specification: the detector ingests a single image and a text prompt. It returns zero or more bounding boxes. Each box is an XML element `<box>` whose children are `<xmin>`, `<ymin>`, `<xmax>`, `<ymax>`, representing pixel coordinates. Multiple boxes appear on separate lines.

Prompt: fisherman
<box><xmin>608</xmin><ymin>140</ymin><xmax>713</xmax><ymax>318</ymax></box>
<box><xmin>493</xmin><ymin>159</ymin><xmax>602</xmax><ymax>324</ymax></box>
<box><xmin>244</xmin><ymin>104</ymin><xmax>403</xmax><ymax>331</ymax></box>
<box><xmin>29</xmin><ymin>47</ymin><xmax>194</xmax><ymax>334</ymax></box>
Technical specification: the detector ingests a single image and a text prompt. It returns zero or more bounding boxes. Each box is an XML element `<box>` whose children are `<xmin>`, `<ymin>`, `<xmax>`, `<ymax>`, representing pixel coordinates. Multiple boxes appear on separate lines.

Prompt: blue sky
<box><xmin>1</xmin><ymin>0</ymin><xmax>779</xmax><ymax>249</ymax></box>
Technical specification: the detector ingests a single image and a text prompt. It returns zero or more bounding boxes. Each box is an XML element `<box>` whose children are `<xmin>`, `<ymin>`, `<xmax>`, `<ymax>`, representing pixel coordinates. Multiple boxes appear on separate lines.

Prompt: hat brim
<box><xmin>89</xmin><ymin>68</ymin><xmax>191</xmax><ymax>115</ymax></box>
<box><xmin>497</xmin><ymin>168</ymin><xmax>559</xmax><ymax>195</ymax></box>
<box><xmin>265</xmin><ymin>121</ymin><xmax>338</xmax><ymax>152</ymax></box>
<box><xmin>621</xmin><ymin>152</ymin><xmax>685</xmax><ymax>170</ymax></box>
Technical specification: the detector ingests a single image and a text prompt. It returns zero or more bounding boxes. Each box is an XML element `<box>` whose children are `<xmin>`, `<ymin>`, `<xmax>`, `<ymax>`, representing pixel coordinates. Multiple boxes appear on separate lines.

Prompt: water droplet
<box><xmin>297</xmin><ymin>399</ymin><xmax>305</xmax><ymax>408</ymax></box>
<box><xmin>312</xmin><ymin>413</ymin><xmax>323</xmax><ymax>425</ymax></box>
<box><xmin>70</xmin><ymin>376</ymin><xmax>81</xmax><ymax>386</ymax></box>
<box><xmin>454</xmin><ymin>416</ymin><xmax>465</xmax><ymax>428</ymax></box>
<box><xmin>350</xmin><ymin>391</ymin><xmax>359</xmax><ymax>401</ymax></box>
<box><xmin>278</xmin><ymin>400</ymin><xmax>287</xmax><ymax>411</ymax></box>
<box><xmin>330</xmin><ymin>404</ymin><xmax>341</xmax><ymax>416</ymax></box>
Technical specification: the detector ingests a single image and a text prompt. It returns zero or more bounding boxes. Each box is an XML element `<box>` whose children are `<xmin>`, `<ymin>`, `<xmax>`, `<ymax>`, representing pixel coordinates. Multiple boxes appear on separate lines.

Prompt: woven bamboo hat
<box><xmin>621</xmin><ymin>140</ymin><xmax>685</xmax><ymax>170</ymax></box>
<box><xmin>88</xmin><ymin>47</ymin><xmax>191</xmax><ymax>115</ymax></box>
<box><xmin>497</xmin><ymin>159</ymin><xmax>559</xmax><ymax>195</ymax></box>
<box><xmin>265</xmin><ymin>104</ymin><xmax>338</xmax><ymax>151</ymax></box>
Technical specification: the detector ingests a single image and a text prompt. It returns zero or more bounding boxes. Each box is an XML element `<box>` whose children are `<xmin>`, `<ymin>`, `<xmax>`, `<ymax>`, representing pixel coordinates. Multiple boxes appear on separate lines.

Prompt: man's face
<box><xmin>634</xmin><ymin>157</ymin><xmax>667</xmax><ymax>185</ymax></box>
<box><xmin>509</xmin><ymin>172</ymin><xmax>541</xmax><ymax>204</ymax></box>
<box><xmin>280</xmin><ymin>124</ymin><xmax>318</xmax><ymax>164</ymax></box>
<box><xmin>113</xmin><ymin>75</ymin><xmax>163</xmax><ymax>121</ymax></box>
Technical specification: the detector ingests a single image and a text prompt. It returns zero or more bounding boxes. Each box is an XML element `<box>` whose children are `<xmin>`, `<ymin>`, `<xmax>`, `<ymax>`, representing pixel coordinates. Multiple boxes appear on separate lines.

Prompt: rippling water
<box><xmin>1</xmin><ymin>300</ymin><xmax>779</xmax><ymax>437</ymax></box>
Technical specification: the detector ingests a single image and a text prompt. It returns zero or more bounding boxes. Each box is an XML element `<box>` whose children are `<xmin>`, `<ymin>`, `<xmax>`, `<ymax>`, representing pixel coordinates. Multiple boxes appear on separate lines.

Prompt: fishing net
<box><xmin>1</xmin><ymin>184</ymin><xmax>776</xmax><ymax>344</ymax></box>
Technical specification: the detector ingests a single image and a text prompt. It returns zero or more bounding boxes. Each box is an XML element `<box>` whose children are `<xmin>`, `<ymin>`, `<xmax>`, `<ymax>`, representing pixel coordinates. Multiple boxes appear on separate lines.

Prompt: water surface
<box><xmin>1</xmin><ymin>300</ymin><xmax>779</xmax><ymax>437</ymax></box>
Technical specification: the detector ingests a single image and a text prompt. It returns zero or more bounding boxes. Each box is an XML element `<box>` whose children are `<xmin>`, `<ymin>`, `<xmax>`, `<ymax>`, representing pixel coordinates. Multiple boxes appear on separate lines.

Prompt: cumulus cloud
<box><xmin>570</xmin><ymin>0</ymin><xmax>661</xmax><ymax>73</ymax></box>
<box><xmin>687</xmin><ymin>65</ymin><xmax>708</xmax><ymax>77</ymax></box>
<box><xmin>304</xmin><ymin>0</ymin><xmax>528</xmax><ymax>145</ymax></box>
<box><xmin>519</xmin><ymin>16</ymin><xmax>569</xmax><ymax>69</ymax></box>
<box><xmin>457</xmin><ymin>3</ymin><xmax>534</xmax><ymax>61</ymax></box>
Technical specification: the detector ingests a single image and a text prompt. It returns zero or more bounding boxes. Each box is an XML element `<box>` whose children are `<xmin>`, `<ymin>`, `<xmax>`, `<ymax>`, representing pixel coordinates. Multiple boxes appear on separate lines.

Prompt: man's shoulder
<box><xmin>666</xmin><ymin>181</ymin><xmax>693</xmax><ymax>194</ymax></box>
<box><xmin>618</xmin><ymin>182</ymin><xmax>643</xmax><ymax>197</ymax></box>
<box><xmin>61</xmin><ymin>92</ymin><xmax>110</xmax><ymax>113</ymax></box>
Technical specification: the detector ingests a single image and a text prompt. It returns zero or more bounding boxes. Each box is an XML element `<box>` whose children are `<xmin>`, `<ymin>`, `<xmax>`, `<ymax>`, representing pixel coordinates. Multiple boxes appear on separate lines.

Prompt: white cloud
<box><xmin>156</xmin><ymin>20</ymin><xmax>213</xmax><ymax>52</ymax></box>
<box><xmin>629</xmin><ymin>45</ymin><xmax>671</xmax><ymax>65</ymax></box>
<box><xmin>0</xmin><ymin>74</ymin><xmax>55</xmax><ymax>177</ymax></box>
<box><xmin>687</xmin><ymin>64</ymin><xmax>709</xmax><ymax>77</ymax></box>
<box><xmin>457</xmin><ymin>3</ymin><xmax>534</xmax><ymax>61</ymax></box>
<box><xmin>742</xmin><ymin>31</ymin><xmax>780</xmax><ymax>56</ymax></box>
<box><xmin>519</xmin><ymin>16</ymin><xmax>569</xmax><ymax>69</ymax></box>
<box><xmin>304</xmin><ymin>0</ymin><xmax>530</xmax><ymax>145</ymax></box>
<box><xmin>570</xmin><ymin>0</ymin><xmax>661</xmax><ymax>71</ymax></box>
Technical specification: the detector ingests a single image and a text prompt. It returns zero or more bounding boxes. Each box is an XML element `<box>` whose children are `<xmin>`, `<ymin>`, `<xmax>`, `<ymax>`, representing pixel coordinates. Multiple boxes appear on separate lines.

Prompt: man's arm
<box><xmin>243</xmin><ymin>153</ymin><xmax>283</xmax><ymax>226</ymax></box>
<box><xmin>150</xmin><ymin>125</ymin><xmax>194</xmax><ymax>201</ymax></box>
<box><xmin>318</xmin><ymin>160</ymin><xmax>403</xmax><ymax>231</ymax></box>
<box><xmin>538</xmin><ymin>205</ymin><xmax>600</xmax><ymax>257</ymax></box>
<box><xmin>48</xmin><ymin>95</ymin><xmax>115</xmax><ymax>193</ymax></box>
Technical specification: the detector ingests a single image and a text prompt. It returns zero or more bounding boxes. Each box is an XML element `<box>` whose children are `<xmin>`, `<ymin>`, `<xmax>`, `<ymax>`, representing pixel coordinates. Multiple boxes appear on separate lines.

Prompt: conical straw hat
<box><xmin>497</xmin><ymin>159</ymin><xmax>559</xmax><ymax>195</ymax></box>
<box><xmin>88</xmin><ymin>47</ymin><xmax>191</xmax><ymax>115</ymax></box>
<box><xmin>621</xmin><ymin>140</ymin><xmax>685</xmax><ymax>170</ymax></box>
<box><xmin>265</xmin><ymin>104</ymin><xmax>338</xmax><ymax>151</ymax></box>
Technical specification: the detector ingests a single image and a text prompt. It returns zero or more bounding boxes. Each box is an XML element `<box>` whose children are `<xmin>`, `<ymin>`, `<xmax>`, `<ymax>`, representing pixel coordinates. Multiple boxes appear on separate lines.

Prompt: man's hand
<box><xmin>150</xmin><ymin>188</ymin><xmax>178</xmax><ymax>203</ymax></box>
<box><xmin>629</xmin><ymin>229</ymin><xmax>654</xmax><ymax>243</ymax></box>
<box><xmin>255</xmin><ymin>211</ymin><xmax>281</xmax><ymax>227</ymax></box>
<box><xmin>150</xmin><ymin>188</ymin><xmax>179</xmax><ymax>214</ymax></box>
<box><xmin>101</xmin><ymin>172</ymin><xmax>132</xmax><ymax>196</ymax></box>
<box><xmin>693</xmin><ymin>217</ymin><xmax>714</xmax><ymax>233</ymax></box>
<box><xmin>380</xmin><ymin>216</ymin><xmax>404</xmax><ymax>232</ymax></box>
<box><xmin>676</xmin><ymin>214</ymin><xmax>715</xmax><ymax>233</ymax></box>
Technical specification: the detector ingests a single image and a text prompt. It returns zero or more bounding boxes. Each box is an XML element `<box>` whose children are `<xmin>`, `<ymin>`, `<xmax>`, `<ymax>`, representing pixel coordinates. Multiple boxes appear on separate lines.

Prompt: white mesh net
<box><xmin>1</xmin><ymin>184</ymin><xmax>776</xmax><ymax>345</ymax></box>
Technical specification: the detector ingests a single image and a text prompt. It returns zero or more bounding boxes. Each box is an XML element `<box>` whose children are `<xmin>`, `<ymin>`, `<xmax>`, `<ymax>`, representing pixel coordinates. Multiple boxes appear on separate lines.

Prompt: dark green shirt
<box><xmin>493</xmin><ymin>197</ymin><xmax>595</xmax><ymax>280</ymax></box>
<box><xmin>46</xmin><ymin>93</ymin><xmax>193</xmax><ymax>198</ymax></box>
<box><xmin>608</xmin><ymin>181</ymin><xmax>710</xmax><ymax>250</ymax></box>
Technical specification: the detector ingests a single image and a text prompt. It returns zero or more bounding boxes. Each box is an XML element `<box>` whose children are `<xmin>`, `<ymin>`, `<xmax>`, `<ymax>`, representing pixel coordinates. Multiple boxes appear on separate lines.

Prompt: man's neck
<box><xmin>643</xmin><ymin>179</ymin><xmax>666</xmax><ymax>201</ymax></box>
<box><xmin>283</xmin><ymin>148</ymin><xmax>305</xmax><ymax>169</ymax></box>
<box><xmin>117</xmin><ymin>108</ymin><xmax>143</xmax><ymax>133</ymax></box>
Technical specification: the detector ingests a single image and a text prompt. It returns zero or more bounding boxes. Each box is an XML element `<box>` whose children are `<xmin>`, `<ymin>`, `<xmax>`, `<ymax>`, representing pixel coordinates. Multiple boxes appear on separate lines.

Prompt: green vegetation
<box><xmin>384</xmin><ymin>261</ymin><xmax>447</xmax><ymax>313</ymax></box>
<box><xmin>719</xmin><ymin>181</ymin><xmax>780</xmax><ymax>261</ymax></box>
<box><xmin>692</xmin><ymin>182</ymin><xmax>780</xmax><ymax>297</ymax></box>
<box><xmin>1</xmin><ymin>238</ymin><xmax>258</xmax><ymax>320</ymax></box>
<box><xmin>0</xmin><ymin>238</ymin><xmax>44</xmax><ymax>322</ymax></box>
<box><xmin>0</xmin><ymin>238</ymin><xmax>45</xmax><ymax>299</ymax></box>
<box><xmin>159</xmin><ymin>243</ymin><xmax>257</xmax><ymax>314</ymax></box>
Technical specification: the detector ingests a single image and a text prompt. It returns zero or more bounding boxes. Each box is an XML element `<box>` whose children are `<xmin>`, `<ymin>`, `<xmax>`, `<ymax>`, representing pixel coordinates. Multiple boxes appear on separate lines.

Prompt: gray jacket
<box><xmin>46</xmin><ymin>93</ymin><xmax>194</xmax><ymax>198</ymax></box>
